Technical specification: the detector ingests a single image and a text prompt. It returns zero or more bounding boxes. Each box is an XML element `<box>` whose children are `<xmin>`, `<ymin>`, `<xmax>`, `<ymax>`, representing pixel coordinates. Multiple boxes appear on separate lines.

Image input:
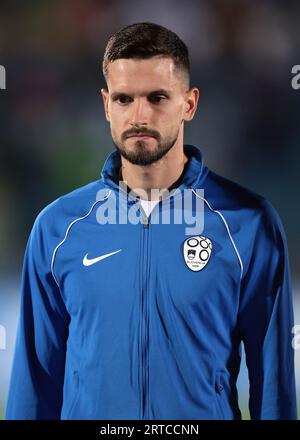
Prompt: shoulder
<box><xmin>203</xmin><ymin>169</ymin><xmax>263</xmax><ymax>210</ymax></box>
<box><xmin>30</xmin><ymin>179</ymin><xmax>107</xmax><ymax>240</ymax></box>
<box><xmin>202</xmin><ymin>169</ymin><xmax>283</xmax><ymax>228</ymax></box>
<box><xmin>201</xmin><ymin>169</ymin><xmax>288</xmax><ymax>275</ymax></box>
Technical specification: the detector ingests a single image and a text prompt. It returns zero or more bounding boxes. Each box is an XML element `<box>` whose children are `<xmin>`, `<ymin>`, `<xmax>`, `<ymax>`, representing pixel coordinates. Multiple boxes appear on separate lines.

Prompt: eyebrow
<box><xmin>110</xmin><ymin>89</ymin><xmax>171</xmax><ymax>100</ymax></box>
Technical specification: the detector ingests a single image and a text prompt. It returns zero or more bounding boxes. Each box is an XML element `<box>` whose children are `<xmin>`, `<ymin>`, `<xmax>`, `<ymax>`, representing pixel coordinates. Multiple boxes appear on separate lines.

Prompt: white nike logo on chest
<box><xmin>83</xmin><ymin>249</ymin><xmax>122</xmax><ymax>266</ymax></box>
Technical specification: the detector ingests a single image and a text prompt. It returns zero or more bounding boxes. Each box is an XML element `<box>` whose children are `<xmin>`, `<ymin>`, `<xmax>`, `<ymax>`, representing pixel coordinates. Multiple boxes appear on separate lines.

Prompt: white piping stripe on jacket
<box><xmin>192</xmin><ymin>189</ymin><xmax>244</xmax><ymax>280</ymax></box>
<box><xmin>51</xmin><ymin>190</ymin><xmax>112</xmax><ymax>287</ymax></box>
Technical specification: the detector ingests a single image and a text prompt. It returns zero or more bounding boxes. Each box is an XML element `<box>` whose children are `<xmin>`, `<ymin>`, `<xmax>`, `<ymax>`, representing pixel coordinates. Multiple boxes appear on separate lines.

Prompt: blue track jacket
<box><xmin>5</xmin><ymin>144</ymin><xmax>297</xmax><ymax>419</ymax></box>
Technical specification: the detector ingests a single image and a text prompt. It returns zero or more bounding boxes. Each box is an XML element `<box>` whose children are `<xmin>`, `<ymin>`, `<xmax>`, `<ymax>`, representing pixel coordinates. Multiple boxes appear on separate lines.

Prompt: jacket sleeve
<box><xmin>237</xmin><ymin>198</ymin><xmax>298</xmax><ymax>420</ymax></box>
<box><xmin>4</xmin><ymin>212</ymin><xmax>70</xmax><ymax>419</ymax></box>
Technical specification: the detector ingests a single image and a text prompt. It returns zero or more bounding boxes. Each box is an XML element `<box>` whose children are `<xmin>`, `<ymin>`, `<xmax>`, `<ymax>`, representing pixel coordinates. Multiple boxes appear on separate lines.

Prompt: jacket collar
<box><xmin>100</xmin><ymin>144</ymin><xmax>207</xmax><ymax>192</ymax></box>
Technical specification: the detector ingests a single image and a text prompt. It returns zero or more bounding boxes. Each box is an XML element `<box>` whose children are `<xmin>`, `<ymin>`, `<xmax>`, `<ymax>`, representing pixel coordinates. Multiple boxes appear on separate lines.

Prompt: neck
<box><xmin>120</xmin><ymin>141</ymin><xmax>188</xmax><ymax>201</ymax></box>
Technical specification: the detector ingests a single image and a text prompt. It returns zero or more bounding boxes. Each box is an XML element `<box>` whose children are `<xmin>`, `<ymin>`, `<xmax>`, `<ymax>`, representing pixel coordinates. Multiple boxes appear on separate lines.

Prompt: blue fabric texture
<box><xmin>5</xmin><ymin>144</ymin><xmax>297</xmax><ymax>419</ymax></box>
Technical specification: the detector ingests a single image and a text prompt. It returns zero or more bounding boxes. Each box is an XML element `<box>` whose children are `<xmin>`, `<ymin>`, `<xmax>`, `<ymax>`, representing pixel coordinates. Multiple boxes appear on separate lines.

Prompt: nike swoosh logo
<box><xmin>83</xmin><ymin>249</ymin><xmax>122</xmax><ymax>266</ymax></box>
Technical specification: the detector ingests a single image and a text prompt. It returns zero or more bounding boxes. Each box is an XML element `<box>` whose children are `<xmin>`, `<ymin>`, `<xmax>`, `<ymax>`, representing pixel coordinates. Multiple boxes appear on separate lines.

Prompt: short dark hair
<box><xmin>102</xmin><ymin>22</ymin><xmax>190</xmax><ymax>87</ymax></box>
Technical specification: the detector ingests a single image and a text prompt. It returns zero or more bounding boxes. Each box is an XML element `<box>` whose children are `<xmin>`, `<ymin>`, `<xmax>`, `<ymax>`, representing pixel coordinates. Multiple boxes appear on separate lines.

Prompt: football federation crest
<box><xmin>183</xmin><ymin>236</ymin><xmax>212</xmax><ymax>272</ymax></box>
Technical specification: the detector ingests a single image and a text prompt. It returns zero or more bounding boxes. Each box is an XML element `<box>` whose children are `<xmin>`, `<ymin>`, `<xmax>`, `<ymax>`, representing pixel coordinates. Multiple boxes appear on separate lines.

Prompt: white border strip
<box><xmin>192</xmin><ymin>189</ymin><xmax>244</xmax><ymax>280</ymax></box>
<box><xmin>51</xmin><ymin>191</ymin><xmax>112</xmax><ymax>287</ymax></box>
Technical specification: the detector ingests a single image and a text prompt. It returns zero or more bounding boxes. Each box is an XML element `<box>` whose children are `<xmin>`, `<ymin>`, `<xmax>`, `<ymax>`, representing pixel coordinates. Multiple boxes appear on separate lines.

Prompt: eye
<box><xmin>115</xmin><ymin>95</ymin><xmax>132</xmax><ymax>104</ymax></box>
<box><xmin>149</xmin><ymin>95</ymin><xmax>166</xmax><ymax>103</ymax></box>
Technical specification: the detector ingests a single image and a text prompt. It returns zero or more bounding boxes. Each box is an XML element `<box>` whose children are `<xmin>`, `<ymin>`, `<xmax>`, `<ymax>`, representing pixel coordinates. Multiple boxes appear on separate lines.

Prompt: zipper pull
<box><xmin>143</xmin><ymin>215</ymin><xmax>149</xmax><ymax>228</ymax></box>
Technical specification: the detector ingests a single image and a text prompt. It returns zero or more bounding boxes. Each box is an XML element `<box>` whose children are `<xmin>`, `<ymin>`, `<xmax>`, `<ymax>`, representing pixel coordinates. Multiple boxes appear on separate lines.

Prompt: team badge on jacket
<box><xmin>183</xmin><ymin>236</ymin><xmax>212</xmax><ymax>272</ymax></box>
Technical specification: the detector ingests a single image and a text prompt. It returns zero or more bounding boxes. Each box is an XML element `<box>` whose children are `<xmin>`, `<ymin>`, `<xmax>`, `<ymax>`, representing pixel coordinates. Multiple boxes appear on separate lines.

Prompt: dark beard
<box><xmin>112</xmin><ymin>135</ymin><xmax>178</xmax><ymax>166</ymax></box>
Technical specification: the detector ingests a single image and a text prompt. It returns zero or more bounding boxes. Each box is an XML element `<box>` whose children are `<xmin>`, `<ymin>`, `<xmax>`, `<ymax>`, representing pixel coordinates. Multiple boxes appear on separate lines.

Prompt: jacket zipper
<box><xmin>140</xmin><ymin>211</ymin><xmax>149</xmax><ymax>419</ymax></box>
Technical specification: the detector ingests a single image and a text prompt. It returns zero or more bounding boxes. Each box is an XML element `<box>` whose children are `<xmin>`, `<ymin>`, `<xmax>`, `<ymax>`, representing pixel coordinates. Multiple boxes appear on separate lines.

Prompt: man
<box><xmin>5</xmin><ymin>22</ymin><xmax>297</xmax><ymax>420</ymax></box>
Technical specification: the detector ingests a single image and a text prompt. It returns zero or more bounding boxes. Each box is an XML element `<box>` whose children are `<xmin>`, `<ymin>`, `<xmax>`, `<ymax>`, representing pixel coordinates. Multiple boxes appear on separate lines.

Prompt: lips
<box><xmin>128</xmin><ymin>135</ymin><xmax>154</xmax><ymax>138</ymax></box>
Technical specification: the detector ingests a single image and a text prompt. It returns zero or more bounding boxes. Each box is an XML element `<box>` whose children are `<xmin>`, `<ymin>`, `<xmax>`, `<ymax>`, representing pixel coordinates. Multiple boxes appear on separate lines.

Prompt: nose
<box><xmin>129</xmin><ymin>98</ymin><xmax>150</xmax><ymax>126</ymax></box>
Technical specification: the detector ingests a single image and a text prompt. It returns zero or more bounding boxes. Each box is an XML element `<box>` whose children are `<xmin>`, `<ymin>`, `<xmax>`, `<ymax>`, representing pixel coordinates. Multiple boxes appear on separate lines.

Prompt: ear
<box><xmin>101</xmin><ymin>88</ymin><xmax>110</xmax><ymax>122</ymax></box>
<box><xmin>182</xmin><ymin>87</ymin><xmax>200</xmax><ymax>122</ymax></box>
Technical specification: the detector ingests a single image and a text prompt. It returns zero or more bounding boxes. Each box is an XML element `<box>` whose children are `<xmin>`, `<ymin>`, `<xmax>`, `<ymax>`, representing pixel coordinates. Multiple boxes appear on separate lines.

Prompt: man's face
<box><xmin>101</xmin><ymin>56</ymin><xmax>196</xmax><ymax>166</ymax></box>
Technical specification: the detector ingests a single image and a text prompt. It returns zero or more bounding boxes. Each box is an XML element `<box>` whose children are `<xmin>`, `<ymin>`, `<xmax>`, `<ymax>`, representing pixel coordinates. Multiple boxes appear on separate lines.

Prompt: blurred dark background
<box><xmin>0</xmin><ymin>0</ymin><xmax>299</xmax><ymax>418</ymax></box>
